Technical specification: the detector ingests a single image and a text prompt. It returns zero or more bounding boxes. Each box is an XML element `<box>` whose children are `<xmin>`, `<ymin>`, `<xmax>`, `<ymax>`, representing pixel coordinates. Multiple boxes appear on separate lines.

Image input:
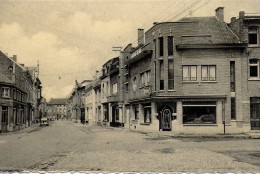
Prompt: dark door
<box><xmin>250</xmin><ymin>100</ymin><xmax>260</xmax><ymax>130</ymax></box>
<box><xmin>81</xmin><ymin>108</ymin><xmax>85</xmax><ymax>123</ymax></box>
<box><xmin>161</xmin><ymin>108</ymin><xmax>172</xmax><ymax>131</ymax></box>
<box><xmin>1</xmin><ymin>106</ymin><xmax>8</xmax><ymax>132</ymax></box>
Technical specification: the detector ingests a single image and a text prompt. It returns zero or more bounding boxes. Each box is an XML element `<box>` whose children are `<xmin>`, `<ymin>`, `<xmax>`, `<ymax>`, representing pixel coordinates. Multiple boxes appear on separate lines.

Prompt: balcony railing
<box><xmin>127</xmin><ymin>43</ymin><xmax>152</xmax><ymax>65</ymax></box>
<box><xmin>130</xmin><ymin>43</ymin><xmax>151</xmax><ymax>59</ymax></box>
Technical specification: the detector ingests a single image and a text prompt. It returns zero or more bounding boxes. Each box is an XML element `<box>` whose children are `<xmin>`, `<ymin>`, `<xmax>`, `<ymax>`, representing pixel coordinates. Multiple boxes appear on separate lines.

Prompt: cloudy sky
<box><xmin>0</xmin><ymin>0</ymin><xmax>259</xmax><ymax>100</ymax></box>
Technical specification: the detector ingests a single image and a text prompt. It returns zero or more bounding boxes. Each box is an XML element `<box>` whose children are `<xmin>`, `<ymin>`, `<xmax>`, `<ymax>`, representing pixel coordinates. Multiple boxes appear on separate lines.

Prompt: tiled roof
<box><xmin>177</xmin><ymin>16</ymin><xmax>240</xmax><ymax>44</ymax></box>
<box><xmin>0</xmin><ymin>74</ymin><xmax>12</xmax><ymax>84</ymax></box>
<box><xmin>48</xmin><ymin>98</ymin><xmax>68</xmax><ymax>105</ymax></box>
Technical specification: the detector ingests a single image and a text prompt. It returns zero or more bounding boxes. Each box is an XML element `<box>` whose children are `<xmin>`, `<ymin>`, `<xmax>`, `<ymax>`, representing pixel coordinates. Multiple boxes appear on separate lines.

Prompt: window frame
<box><xmin>2</xmin><ymin>87</ymin><xmax>11</xmax><ymax>98</ymax></box>
<box><xmin>144</xmin><ymin>106</ymin><xmax>151</xmax><ymax>123</ymax></box>
<box><xmin>168</xmin><ymin>36</ymin><xmax>174</xmax><ymax>56</ymax></box>
<box><xmin>248</xmin><ymin>26</ymin><xmax>258</xmax><ymax>46</ymax></box>
<box><xmin>159</xmin><ymin>37</ymin><xmax>164</xmax><ymax>57</ymax></box>
<box><xmin>182</xmin><ymin>65</ymin><xmax>197</xmax><ymax>82</ymax></box>
<box><xmin>168</xmin><ymin>59</ymin><xmax>174</xmax><ymax>90</ymax></box>
<box><xmin>201</xmin><ymin>65</ymin><xmax>216</xmax><ymax>82</ymax></box>
<box><xmin>249</xmin><ymin>59</ymin><xmax>260</xmax><ymax>79</ymax></box>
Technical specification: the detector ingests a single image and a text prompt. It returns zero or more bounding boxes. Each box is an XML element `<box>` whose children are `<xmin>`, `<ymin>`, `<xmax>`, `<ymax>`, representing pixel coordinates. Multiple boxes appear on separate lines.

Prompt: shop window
<box><xmin>248</xmin><ymin>26</ymin><xmax>258</xmax><ymax>45</ymax></box>
<box><xmin>249</xmin><ymin>59</ymin><xmax>259</xmax><ymax>78</ymax></box>
<box><xmin>168</xmin><ymin>36</ymin><xmax>174</xmax><ymax>56</ymax></box>
<box><xmin>183</xmin><ymin>102</ymin><xmax>216</xmax><ymax>124</ymax></box>
<box><xmin>2</xmin><ymin>87</ymin><xmax>10</xmax><ymax>98</ymax></box>
<box><xmin>168</xmin><ymin>59</ymin><xmax>174</xmax><ymax>90</ymax></box>
<box><xmin>159</xmin><ymin>37</ymin><xmax>164</xmax><ymax>57</ymax></box>
<box><xmin>201</xmin><ymin>65</ymin><xmax>216</xmax><ymax>81</ymax></box>
<box><xmin>182</xmin><ymin>65</ymin><xmax>197</xmax><ymax>81</ymax></box>
<box><xmin>144</xmin><ymin>106</ymin><xmax>151</xmax><ymax>123</ymax></box>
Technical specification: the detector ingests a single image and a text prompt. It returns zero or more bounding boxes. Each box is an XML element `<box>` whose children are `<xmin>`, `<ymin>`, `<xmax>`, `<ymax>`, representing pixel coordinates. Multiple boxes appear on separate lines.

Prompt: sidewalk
<box><xmin>0</xmin><ymin>123</ymin><xmax>40</xmax><ymax>136</ymax></box>
<box><xmin>70</xmin><ymin>121</ymin><xmax>260</xmax><ymax>139</ymax></box>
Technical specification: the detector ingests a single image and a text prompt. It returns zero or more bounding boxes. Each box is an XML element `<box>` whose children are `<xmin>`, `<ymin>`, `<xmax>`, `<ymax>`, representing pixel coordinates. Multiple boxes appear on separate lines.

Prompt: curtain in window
<box><xmin>209</xmin><ymin>65</ymin><xmax>216</xmax><ymax>81</ymax></box>
<box><xmin>190</xmin><ymin>66</ymin><xmax>197</xmax><ymax>81</ymax></box>
<box><xmin>183</xmin><ymin>66</ymin><xmax>189</xmax><ymax>81</ymax></box>
<box><xmin>201</xmin><ymin>66</ymin><xmax>208</xmax><ymax>81</ymax></box>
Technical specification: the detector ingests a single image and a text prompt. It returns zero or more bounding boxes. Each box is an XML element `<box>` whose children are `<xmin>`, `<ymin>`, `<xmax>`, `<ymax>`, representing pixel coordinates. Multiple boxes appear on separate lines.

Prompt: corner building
<box><xmin>123</xmin><ymin>7</ymin><xmax>252</xmax><ymax>134</ymax></box>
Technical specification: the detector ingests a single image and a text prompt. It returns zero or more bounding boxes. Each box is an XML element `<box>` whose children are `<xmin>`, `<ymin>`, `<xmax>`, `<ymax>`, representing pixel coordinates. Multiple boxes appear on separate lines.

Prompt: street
<box><xmin>0</xmin><ymin>121</ymin><xmax>259</xmax><ymax>172</ymax></box>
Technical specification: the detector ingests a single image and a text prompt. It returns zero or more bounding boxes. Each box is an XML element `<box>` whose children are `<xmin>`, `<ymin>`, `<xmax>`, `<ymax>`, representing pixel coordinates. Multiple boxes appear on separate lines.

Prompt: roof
<box><xmin>177</xmin><ymin>16</ymin><xmax>240</xmax><ymax>44</ymax></box>
<box><xmin>0</xmin><ymin>74</ymin><xmax>12</xmax><ymax>84</ymax></box>
<box><xmin>48</xmin><ymin>98</ymin><xmax>68</xmax><ymax>105</ymax></box>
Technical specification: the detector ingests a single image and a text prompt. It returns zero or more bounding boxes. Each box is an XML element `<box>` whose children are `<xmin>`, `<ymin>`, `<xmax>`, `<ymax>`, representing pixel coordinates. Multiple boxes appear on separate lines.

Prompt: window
<box><xmin>159</xmin><ymin>60</ymin><xmax>164</xmax><ymax>90</ymax></box>
<box><xmin>183</xmin><ymin>102</ymin><xmax>216</xmax><ymax>124</ymax></box>
<box><xmin>231</xmin><ymin>98</ymin><xmax>236</xmax><ymax>120</ymax></box>
<box><xmin>13</xmin><ymin>89</ymin><xmax>16</xmax><ymax>99</ymax></box>
<box><xmin>201</xmin><ymin>65</ymin><xmax>216</xmax><ymax>81</ymax></box>
<box><xmin>1</xmin><ymin>106</ymin><xmax>8</xmax><ymax>123</ymax></box>
<box><xmin>141</xmin><ymin>70</ymin><xmax>151</xmax><ymax>87</ymax></box>
<box><xmin>125</xmin><ymin>82</ymin><xmax>129</xmax><ymax>92</ymax></box>
<box><xmin>134</xmin><ymin>105</ymin><xmax>139</xmax><ymax>120</ymax></box>
<box><xmin>159</xmin><ymin>37</ymin><xmax>164</xmax><ymax>57</ymax></box>
<box><xmin>112</xmin><ymin>83</ymin><xmax>118</xmax><ymax>94</ymax></box>
<box><xmin>168</xmin><ymin>36</ymin><xmax>174</xmax><ymax>56</ymax></box>
<box><xmin>249</xmin><ymin>59</ymin><xmax>259</xmax><ymax>78</ymax></box>
<box><xmin>182</xmin><ymin>65</ymin><xmax>197</xmax><ymax>81</ymax></box>
<box><xmin>133</xmin><ymin>77</ymin><xmax>137</xmax><ymax>91</ymax></box>
<box><xmin>248</xmin><ymin>26</ymin><xmax>258</xmax><ymax>45</ymax></box>
<box><xmin>2</xmin><ymin>87</ymin><xmax>10</xmax><ymax>98</ymax></box>
<box><xmin>230</xmin><ymin>61</ymin><xmax>235</xmax><ymax>92</ymax></box>
<box><xmin>144</xmin><ymin>106</ymin><xmax>151</xmax><ymax>123</ymax></box>
<box><xmin>250</xmin><ymin>97</ymin><xmax>260</xmax><ymax>130</ymax></box>
<box><xmin>168</xmin><ymin>59</ymin><xmax>174</xmax><ymax>90</ymax></box>
<box><xmin>17</xmin><ymin>91</ymin><xmax>21</xmax><ymax>101</ymax></box>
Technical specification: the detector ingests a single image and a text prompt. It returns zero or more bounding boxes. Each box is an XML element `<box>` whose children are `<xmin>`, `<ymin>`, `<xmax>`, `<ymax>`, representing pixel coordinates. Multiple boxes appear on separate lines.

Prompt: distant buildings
<box><xmin>47</xmin><ymin>98</ymin><xmax>67</xmax><ymax>119</ymax></box>
<box><xmin>0</xmin><ymin>52</ymin><xmax>42</xmax><ymax>133</ymax></box>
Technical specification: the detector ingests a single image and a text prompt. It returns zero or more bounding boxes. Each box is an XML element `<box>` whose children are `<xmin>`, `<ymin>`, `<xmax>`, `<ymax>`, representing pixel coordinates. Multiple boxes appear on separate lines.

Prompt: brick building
<box><xmin>0</xmin><ymin>52</ymin><xmax>42</xmax><ymax>133</ymax></box>
<box><xmin>121</xmin><ymin>7</ymin><xmax>253</xmax><ymax>134</ymax></box>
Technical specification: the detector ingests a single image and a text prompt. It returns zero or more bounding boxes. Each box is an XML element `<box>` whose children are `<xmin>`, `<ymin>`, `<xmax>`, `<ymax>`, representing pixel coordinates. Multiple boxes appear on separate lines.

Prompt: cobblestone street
<box><xmin>0</xmin><ymin>121</ymin><xmax>259</xmax><ymax>172</ymax></box>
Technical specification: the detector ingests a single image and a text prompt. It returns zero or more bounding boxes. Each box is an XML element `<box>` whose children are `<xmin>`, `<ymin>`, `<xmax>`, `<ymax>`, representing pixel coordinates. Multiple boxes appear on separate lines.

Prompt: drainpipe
<box><xmin>222</xmin><ymin>99</ymin><xmax>226</xmax><ymax>134</ymax></box>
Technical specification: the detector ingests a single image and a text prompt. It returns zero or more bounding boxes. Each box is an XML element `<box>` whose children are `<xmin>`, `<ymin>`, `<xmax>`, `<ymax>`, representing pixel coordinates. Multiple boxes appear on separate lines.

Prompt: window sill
<box><xmin>140</xmin><ymin>122</ymin><xmax>151</xmax><ymax>125</ymax></box>
<box><xmin>182</xmin><ymin>81</ymin><xmax>199</xmax><ymax>84</ymax></box>
<box><xmin>168</xmin><ymin>90</ymin><xmax>176</xmax><ymax>92</ymax></box>
<box><xmin>183</xmin><ymin>124</ymin><xmax>218</xmax><ymax>126</ymax></box>
<box><xmin>248</xmin><ymin>78</ymin><xmax>260</xmax><ymax>81</ymax></box>
<box><xmin>200</xmin><ymin>81</ymin><xmax>217</xmax><ymax>83</ymax></box>
<box><xmin>2</xmin><ymin>96</ymin><xmax>11</xmax><ymax>99</ymax></box>
<box><xmin>248</xmin><ymin>45</ymin><xmax>260</xmax><ymax>48</ymax></box>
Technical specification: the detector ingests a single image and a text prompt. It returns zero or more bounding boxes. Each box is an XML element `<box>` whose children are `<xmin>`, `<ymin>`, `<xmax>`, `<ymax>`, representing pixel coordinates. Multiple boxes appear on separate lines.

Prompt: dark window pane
<box><xmin>230</xmin><ymin>61</ymin><xmax>235</xmax><ymax>92</ymax></box>
<box><xmin>168</xmin><ymin>36</ymin><xmax>173</xmax><ymax>56</ymax></box>
<box><xmin>250</xmin><ymin>66</ymin><xmax>258</xmax><ymax>77</ymax></box>
<box><xmin>168</xmin><ymin>80</ymin><xmax>174</xmax><ymax>90</ymax></box>
<box><xmin>159</xmin><ymin>37</ymin><xmax>164</xmax><ymax>57</ymax></box>
<box><xmin>231</xmin><ymin>98</ymin><xmax>236</xmax><ymax>119</ymax></box>
<box><xmin>160</xmin><ymin>80</ymin><xmax>164</xmax><ymax>90</ymax></box>
<box><xmin>249</xmin><ymin>33</ymin><xmax>258</xmax><ymax>44</ymax></box>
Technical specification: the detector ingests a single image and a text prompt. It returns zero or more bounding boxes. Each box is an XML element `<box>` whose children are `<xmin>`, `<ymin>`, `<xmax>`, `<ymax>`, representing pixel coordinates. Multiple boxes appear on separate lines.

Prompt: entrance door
<box><xmin>161</xmin><ymin>108</ymin><xmax>172</xmax><ymax>131</ymax></box>
<box><xmin>250</xmin><ymin>98</ymin><xmax>260</xmax><ymax>130</ymax></box>
<box><xmin>1</xmin><ymin>106</ymin><xmax>8</xmax><ymax>132</ymax></box>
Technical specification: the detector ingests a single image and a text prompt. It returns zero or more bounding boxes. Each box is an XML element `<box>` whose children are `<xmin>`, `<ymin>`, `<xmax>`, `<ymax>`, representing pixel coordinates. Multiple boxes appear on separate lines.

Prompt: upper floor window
<box><xmin>168</xmin><ymin>36</ymin><xmax>174</xmax><ymax>56</ymax></box>
<box><xmin>201</xmin><ymin>65</ymin><xmax>216</xmax><ymax>81</ymax></box>
<box><xmin>249</xmin><ymin>59</ymin><xmax>260</xmax><ymax>78</ymax></box>
<box><xmin>159</xmin><ymin>37</ymin><xmax>164</xmax><ymax>57</ymax></box>
<box><xmin>2</xmin><ymin>87</ymin><xmax>10</xmax><ymax>98</ymax></box>
<box><xmin>17</xmin><ymin>91</ymin><xmax>21</xmax><ymax>101</ymax></box>
<box><xmin>13</xmin><ymin>89</ymin><xmax>17</xmax><ymax>99</ymax></box>
<box><xmin>248</xmin><ymin>26</ymin><xmax>258</xmax><ymax>45</ymax></box>
<box><xmin>112</xmin><ymin>83</ymin><xmax>118</xmax><ymax>94</ymax></box>
<box><xmin>168</xmin><ymin>59</ymin><xmax>174</xmax><ymax>90</ymax></box>
<box><xmin>183</xmin><ymin>65</ymin><xmax>197</xmax><ymax>81</ymax></box>
<box><xmin>133</xmin><ymin>77</ymin><xmax>137</xmax><ymax>91</ymax></box>
<box><xmin>159</xmin><ymin>60</ymin><xmax>164</xmax><ymax>90</ymax></box>
<box><xmin>141</xmin><ymin>70</ymin><xmax>151</xmax><ymax>87</ymax></box>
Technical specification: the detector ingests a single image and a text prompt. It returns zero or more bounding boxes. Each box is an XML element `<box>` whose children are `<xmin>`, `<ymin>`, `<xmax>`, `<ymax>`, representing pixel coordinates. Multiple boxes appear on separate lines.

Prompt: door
<box><xmin>161</xmin><ymin>108</ymin><xmax>172</xmax><ymax>131</ymax></box>
<box><xmin>1</xmin><ymin>106</ymin><xmax>8</xmax><ymax>132</ymax></box>
<box><xmin>250</xmin><ymin>99</ymin><xmax>260</xmax><ymax>130</ymax></box>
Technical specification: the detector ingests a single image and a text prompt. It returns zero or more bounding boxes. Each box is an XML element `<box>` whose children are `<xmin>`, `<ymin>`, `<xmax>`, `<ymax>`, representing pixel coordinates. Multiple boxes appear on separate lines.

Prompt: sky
<box><xmin>0</xmin><ymin>0</ymin><xmax>259</xmax><ymax>101</ymax></box>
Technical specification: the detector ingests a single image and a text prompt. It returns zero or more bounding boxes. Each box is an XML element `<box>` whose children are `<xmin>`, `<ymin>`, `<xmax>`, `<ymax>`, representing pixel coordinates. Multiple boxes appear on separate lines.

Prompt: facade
<box><xmin>0</xmin><ymin>52</ymin><xmax>42</xmax><ymax>133</ymax></box>
<box><xmin>120</xmin><ymin>7</ymin><xmax>255</xmax><ymax>134</ymax></box>
<box><xmin>47</xmin><ymin>98</ymin><xmax>67</xmax><ymax>120</ymax></box>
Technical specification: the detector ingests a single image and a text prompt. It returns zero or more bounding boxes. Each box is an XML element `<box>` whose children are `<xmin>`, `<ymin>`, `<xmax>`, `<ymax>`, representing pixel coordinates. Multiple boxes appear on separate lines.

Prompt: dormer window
<box><xmin>248</xmin><ymin>26</ymin><xmax>258</xmax><ymax>45</ymax></box>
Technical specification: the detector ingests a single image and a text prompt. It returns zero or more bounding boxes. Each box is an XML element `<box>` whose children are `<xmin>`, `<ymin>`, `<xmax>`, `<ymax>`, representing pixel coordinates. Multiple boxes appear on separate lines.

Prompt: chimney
<box><xmin>215</xmin><ymin>7</ymin><xmax>224</xmax><ymax>22</ymax></box>
<box><xmin>231</xmin><ymin>17</ymin><xmax>236</xmax><ymax>23</ymax></box>
<box><xmin>137</xmin><ymin>28</ymin><xmax>144</xmax><ymax>46</ymax></box>
<box><xmin>12</xmin><ymin>55</ymin><xmax>17</xmax><ymax>62</ymax></box>
<box><xmin>239</xmin><ymin>11</ymin><xmax>245</xmax><ymax>19</ymax></box>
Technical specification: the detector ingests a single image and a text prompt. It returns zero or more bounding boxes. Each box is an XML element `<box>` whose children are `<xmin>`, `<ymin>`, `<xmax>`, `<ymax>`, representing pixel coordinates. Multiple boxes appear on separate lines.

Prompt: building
<box><xmin>47</xmin><ymin>98</ymin><xmax>67</xmax><ymax>120</ymax></box>
<box><xmin>121</xmin><ymin>7</ymin><xmax>251</xmax><ymax>134</ymax></box>
<box><xmin>229</xmin><ymin>10</ymin><xmax>260</xmax><ymax>131</ymax></box>
<box><xmin>0</xmin><ymin>52</ymin><xmax>42</xmax><ymax>133</ymax></box>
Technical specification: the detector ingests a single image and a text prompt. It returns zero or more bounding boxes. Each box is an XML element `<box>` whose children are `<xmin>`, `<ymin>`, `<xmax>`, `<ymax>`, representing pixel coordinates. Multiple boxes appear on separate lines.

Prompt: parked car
<box><xmin>40</xmin><ymin>117</ymin><xmax>49</xmax><ymax>126</ymax></box>
<box><xmin>193</xmin><ymin>114</ymin><xmax>216</xmax><ymax>124</ymax></box>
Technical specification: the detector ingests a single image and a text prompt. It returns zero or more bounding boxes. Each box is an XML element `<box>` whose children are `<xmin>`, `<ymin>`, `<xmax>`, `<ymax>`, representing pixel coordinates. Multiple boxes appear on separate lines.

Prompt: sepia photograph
<box><xmin>0</xmin><ymin>0</ymin><xmax>259</xmax><ymax>173</ymax></box>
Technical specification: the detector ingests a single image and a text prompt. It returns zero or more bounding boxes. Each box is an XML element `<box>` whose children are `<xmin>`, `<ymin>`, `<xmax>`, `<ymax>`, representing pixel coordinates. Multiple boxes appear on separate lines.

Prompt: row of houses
<box><xmin>68</xmin><ymin>7</ymin><xmax>260</xmax><ymax>134</ymax></box>
<box><xmin>0</xmin><ymin>52</ymin><xmax>43</xmax><ymax>133</ymax></box>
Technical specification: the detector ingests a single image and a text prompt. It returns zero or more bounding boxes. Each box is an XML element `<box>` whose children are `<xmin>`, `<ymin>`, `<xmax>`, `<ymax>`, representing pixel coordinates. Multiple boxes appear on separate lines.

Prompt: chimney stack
<box><xmin>215</xmin><ymin>7</ymin><xmax>224</xmax><ymax>22</ymax></box>
<box><xmin>137</xmin><ymin>28</ymin><xmax>144</xmax><ymax>46</ymax></box>
<box><xmin>231</xmin><ymin>17</ymin><xmax>236</xmax><ymax>23</ymax></box>
<box><xmin>12</xmin><ymin>55</ymin><xmax>17</xmax><ymax>62</ymax></box>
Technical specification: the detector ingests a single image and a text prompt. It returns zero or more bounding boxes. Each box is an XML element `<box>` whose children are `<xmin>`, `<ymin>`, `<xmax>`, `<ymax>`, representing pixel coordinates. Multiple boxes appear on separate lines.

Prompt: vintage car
<box><xmin>40</xmin><ymin>117</ymin><xmax>49</xmax><ymax>126</ymax></box>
